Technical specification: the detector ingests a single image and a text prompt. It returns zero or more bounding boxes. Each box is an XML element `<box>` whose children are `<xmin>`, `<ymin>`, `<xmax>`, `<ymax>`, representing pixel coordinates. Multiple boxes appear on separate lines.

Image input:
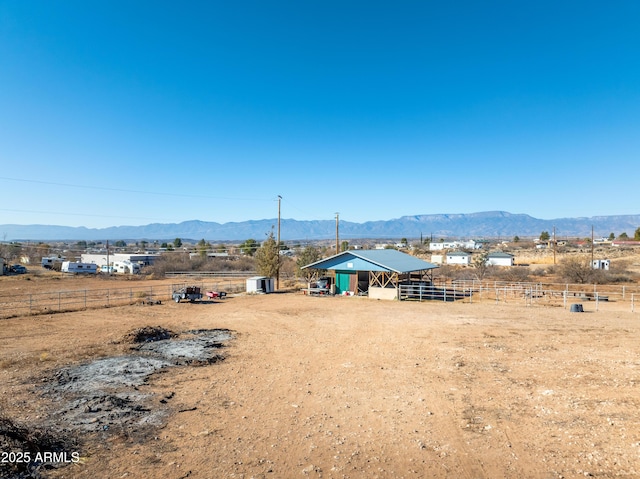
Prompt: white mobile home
<box><xmin>486</xmin><ymin>252</ymin><xmax>515</xmax><ymax>267</ymax></box>
<box><xmin>446</xmin><ymin>251</ymin><xmax>472</xmax><ymax>265</ymax></box>
<box><xmin>61</xmin><ymin>261</ymin><xmax>98</xmax><ymax>274</ymax></box>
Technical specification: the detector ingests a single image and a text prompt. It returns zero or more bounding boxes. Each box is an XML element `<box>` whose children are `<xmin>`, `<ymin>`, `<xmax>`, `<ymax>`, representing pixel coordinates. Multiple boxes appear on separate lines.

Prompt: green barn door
<box><xmin>335</xmin><ymin>272</ymin><xmax>353</xmax><ymax>294</ymax></box>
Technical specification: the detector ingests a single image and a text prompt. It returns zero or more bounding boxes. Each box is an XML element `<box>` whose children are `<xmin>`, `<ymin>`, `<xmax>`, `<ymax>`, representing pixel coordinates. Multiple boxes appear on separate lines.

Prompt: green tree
<box><xmin>513</xmin><ymin>236</ymin><xmax>520</xmax><ymax>243</ymax></box>
<box><xmin>114</xmin><ymin>240</ymin><xmax>126</xmax><ymax>248</ymax></box>
<box><xmin>539</xmin><ymin>231</ymin><xmax>550</xmax><ymax>242</ymax></box>
<box><xmin>635</xmin><ymin>227</ymin><xmax>640</xmax><ymax>241</ymax></box>
<box><xmin>619</xmin><ymin>232</ymin><xmax>629</xmax><ymax>239</ymax></box>
<box><xmin>197</xmin><ymin>239</ymin><xmax>209</xmax><ymax>258</ymax></box>
<box><xmin>240</xmin><ymin>238</ymin><xmax>258</xmax><ymax>256</ymax></box>
<box><xmin>255</xmin><ymin>232</ymin><xmax>279</xmax><ymax>278</ymax></box>
<box><xmin>609</xmin><ymin>232</ymin><xmax>615</xmax><ymax>241</ymax></box>
<box><xmin>173</xmin><ymin>238</ymin><xmax>183</xmax><ymax>248</ymax></box>
<box><xmin>473</xmin><ymin>252</ymin><xmax>490</xmax><ymax>280</ymax></box>
<box><xmin>341</xmin><ymin>240</ymin><xmax>349</xmax><ymax>252</ymax></box>
<box><xmin>140</xmin><ymin>240</ymin><xmax>148</xmax><ymax>250</ymax></box>
<box><xmin>296</xmin><ymin>245</ymin><xmax>322</xmax><ymax>281</ymax></box>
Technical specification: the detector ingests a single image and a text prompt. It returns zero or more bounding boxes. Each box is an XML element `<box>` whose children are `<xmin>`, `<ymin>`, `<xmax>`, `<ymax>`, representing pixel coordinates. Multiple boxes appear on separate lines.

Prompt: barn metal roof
<box><xmin>301</xmin><ymin>249</ymin><xmax>438</xmax><ymax>273</ymax></box>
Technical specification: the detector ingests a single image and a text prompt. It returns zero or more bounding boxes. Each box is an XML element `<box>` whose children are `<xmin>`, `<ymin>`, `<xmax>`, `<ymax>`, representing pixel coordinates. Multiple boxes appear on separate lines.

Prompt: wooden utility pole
<box><xmin>553</xmin><ymin>226</ymin><xmax>556</xmax><ymax>265</ymax></box>
<box><xmin>106</xmin><ymin>240</ymin><xmax>110</xmax><ymax>276</ymax></box>
<box><xmin>276</xmin><ymin>195</ymin><xmax>282</xmax><ymax>290</ymax></box>
<box><xmin>335</xmin><ymin>213</ymin><xmax>340</xmax><ymax>255</ymax></box>
<box><xmin>591</xmin><ymin>225</ymin><xmax>594</xmax><ymax>266</ymax></box>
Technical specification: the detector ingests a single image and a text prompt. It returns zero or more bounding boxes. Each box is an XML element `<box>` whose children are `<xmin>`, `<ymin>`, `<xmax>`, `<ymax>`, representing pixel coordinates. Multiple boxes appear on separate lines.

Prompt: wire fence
<box><xmin>400</xmin><ymin>278</ymin><xmax>640</xmax><ymax>312</ymax></box>
<box><xmin>0</xmin><ymin>279</ymin><xmax>247</xmax><ymax>319</ymax></box>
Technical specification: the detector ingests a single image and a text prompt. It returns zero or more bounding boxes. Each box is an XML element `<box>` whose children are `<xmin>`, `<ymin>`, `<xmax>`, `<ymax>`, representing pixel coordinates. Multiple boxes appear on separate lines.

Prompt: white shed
<box><xmin>246</xmin><ymin>276</ymin><xmax>275</xmax><ymax>294</ymax></box>
<box><xmin>592</xmin><ymin>259</ymin><xmax>610</xmax><ymax>270</ymax></box>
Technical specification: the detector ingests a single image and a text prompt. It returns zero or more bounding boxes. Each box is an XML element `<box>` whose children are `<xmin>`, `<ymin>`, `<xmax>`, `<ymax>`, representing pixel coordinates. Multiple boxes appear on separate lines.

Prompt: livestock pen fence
<box><xmin>400</xmin><ymin>278</ymin><xmax>640</xmax><ymax>312</ymax></box>
<box><xmin>0</xmin><ymin>279</ymin><xmax>247</xmax><ymax>319</ymax></box>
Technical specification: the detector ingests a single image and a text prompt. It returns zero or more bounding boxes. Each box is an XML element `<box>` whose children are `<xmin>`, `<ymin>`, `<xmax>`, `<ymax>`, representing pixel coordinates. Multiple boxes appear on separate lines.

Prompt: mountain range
<box><xmin>1</xmin><ymin>211</ymin><xmax>640</xmax><ymax>242</ymax></box>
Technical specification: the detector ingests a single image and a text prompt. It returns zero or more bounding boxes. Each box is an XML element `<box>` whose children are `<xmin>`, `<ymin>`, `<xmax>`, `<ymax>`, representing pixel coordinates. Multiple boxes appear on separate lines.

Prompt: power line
<box><xmin>0</xmin><ymin>176</ymin><xmax>271</xmax><ymax>201</ymax></box>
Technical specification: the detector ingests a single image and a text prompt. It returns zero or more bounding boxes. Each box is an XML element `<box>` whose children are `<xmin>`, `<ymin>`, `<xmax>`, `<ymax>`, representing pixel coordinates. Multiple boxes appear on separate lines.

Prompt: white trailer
<box><xmin>41</xmin><ymin>257</ymin><xmax>64</xmax><ymax>270</ymax></box>
<box><xmin>113</xmin><ymin>261</ymin><xmax>141</xmax><ymax>274</ymax></box>
<box><xmin>61</xmin><ymin>261</ymin><xmax>98</xmax><ymax>274</ymax></box>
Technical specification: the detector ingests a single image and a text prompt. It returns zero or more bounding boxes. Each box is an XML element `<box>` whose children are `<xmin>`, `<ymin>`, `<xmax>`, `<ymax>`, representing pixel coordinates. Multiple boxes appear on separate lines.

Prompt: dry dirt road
<box><xmin>1</xmin><ymin>288</ymin><xmax>639</xmax><ymax>479</ymax></box>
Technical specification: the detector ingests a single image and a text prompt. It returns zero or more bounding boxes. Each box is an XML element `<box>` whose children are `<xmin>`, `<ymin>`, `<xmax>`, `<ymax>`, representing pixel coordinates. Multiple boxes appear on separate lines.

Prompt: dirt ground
<box><xmin>1</xmin><ymin>276</ymin><xmax>640</xmax><ymax>479</ymax></box>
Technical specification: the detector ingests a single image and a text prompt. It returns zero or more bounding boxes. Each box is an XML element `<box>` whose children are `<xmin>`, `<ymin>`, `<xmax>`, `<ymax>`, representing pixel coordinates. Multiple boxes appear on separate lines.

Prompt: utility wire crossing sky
<box><xmin>1</xmin><ymin>1</ymin><xmax>639</xmax><ymax>228</ymax></box>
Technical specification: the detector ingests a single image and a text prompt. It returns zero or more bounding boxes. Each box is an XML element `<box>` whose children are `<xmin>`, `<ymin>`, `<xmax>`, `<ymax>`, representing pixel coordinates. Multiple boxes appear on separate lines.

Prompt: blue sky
<box><xmin>1</xmin><ymin>1</ymin><xmax>639</xmax><ymax>229</ymax></box>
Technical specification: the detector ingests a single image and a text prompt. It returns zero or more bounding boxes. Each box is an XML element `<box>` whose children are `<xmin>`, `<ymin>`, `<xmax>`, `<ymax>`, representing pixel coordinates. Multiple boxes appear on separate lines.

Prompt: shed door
<box><xmin>335</xmin><ymin>272</ymin><xmax>355</xmax><ymax>294</ymax></box>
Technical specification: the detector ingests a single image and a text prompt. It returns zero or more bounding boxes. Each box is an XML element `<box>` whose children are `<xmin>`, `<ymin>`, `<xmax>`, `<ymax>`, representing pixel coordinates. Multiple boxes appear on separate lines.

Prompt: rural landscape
<box><xmin>3</xmin><ymin>2</ymin><xmax>640</xmax><ymax>478</ymax></box>
<box><xmin>1</xmin><ymin>231</ymin><xmax>640</xmax><ymax>478</ymax></box>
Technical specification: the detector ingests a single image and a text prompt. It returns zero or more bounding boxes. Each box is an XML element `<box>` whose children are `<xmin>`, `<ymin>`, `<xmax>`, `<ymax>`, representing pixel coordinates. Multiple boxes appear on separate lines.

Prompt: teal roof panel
<box><xmin>302</xmin><ymin>249</ymin><xmax>438</xmax><ymax>273</ymax></box>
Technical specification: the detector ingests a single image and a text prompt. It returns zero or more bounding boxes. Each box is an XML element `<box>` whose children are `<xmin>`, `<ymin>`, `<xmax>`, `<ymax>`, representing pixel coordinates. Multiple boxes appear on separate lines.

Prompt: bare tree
<box><xmin>296</xmin><ymin>245</ymin><xmax>322</xmax><ymax>281</ymax></box>
<box><xmin>558</xmin><ymin>256</ymin><xmax>597</xmax><ymax>284</ymax></box>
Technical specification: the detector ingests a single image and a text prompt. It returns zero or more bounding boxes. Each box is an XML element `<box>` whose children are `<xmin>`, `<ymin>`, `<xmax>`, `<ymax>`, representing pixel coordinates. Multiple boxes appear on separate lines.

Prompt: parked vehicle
<box><xmin>205</xmin><ymin>290</ymin><xmax>227</xmax><ymax>300</ymax></box>
<box><xmin>172</xmin><ymin>286</ymin><xmax>203</xmax><ymax>303</ymax></box>
<box><xmin>10</xmin><ymin>265</ymin><xmax>27</xmax><ymax>274</ymax></box>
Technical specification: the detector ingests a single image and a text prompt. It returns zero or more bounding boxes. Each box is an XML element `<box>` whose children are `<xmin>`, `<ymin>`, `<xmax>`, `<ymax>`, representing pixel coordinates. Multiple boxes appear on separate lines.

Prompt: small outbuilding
<box><xmin>246</xmin><ymin>276</ymin><xmax>275</xmax><ymax>294</ymax></box>
<box><xmin>486</xmin><ymin>252</ymin><xmax>515</xmax><ymax>267</ymax></box>
<box><xmin>301</xmin><ymin>249</ymin><xmax>438</xmax><ymax>300</ymax></box>
<box><xmin>446</xmin><ymin>251</ymin><xmax>472</xmax><ymax>265</ymax></box>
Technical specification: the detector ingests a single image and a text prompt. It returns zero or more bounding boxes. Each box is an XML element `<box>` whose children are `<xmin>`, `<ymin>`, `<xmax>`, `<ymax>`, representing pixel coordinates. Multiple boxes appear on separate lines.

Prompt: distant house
<box><xmin>486</xmin><ymin>252</ymin><xmax>515</xmax><ymax>266</ymax></box>
<box><xmin>612</xmin><ymin>241</ymin><xmax>640</xmax><ymax>247</ymax></box>
<box><xmin>430</xmin><ymin>240</ymin><xmax>481</xmax><ymax>251</ymax></box>
<box><xmin>446</xmin><ymin>251</ymin><xmax>472</xmax><ymax>265</ymax></box>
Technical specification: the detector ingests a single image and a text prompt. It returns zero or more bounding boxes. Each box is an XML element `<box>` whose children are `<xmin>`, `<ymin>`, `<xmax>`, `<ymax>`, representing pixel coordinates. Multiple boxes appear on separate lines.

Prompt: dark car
<box><xmin>10</xmin><ymin>264</ymin><xmax>27</xmax><ymax>274</ymax></box>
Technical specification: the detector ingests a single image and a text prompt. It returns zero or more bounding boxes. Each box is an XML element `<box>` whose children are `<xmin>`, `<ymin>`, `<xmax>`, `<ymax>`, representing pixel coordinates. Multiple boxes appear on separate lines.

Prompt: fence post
<box><xmin>58</xmin><ymin>292</ymin><xmax>61</xmax><ymax>311</ymax></box>
<box><xmin>84</xmin><ymin>290</ymin><xmax>87</xmax><ymax>308</ymax></box>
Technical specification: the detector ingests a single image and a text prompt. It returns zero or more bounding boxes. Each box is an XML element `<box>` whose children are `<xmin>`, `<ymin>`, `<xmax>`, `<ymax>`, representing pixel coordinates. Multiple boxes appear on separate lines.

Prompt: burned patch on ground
<box><xmin>0</xmin><ymin>415</ymin><xmax>78</xmax><ymax>479</ymax></box>
<box><xmin>121</xmin><ymin>325</ymin><xmax>176</xmax><ymax>343</ymax></box>
<box><xmin>21</xmin><ymin>328</ymin><xmax>235</xmax><ymax>475</ymax></box>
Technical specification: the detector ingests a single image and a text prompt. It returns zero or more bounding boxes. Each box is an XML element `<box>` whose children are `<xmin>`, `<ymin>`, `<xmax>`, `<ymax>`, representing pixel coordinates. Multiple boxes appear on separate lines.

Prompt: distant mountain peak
<box><xmin>1</xmin><ymin>211</ymin><xmax>639</xmax><ymax>241</ymax></box>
